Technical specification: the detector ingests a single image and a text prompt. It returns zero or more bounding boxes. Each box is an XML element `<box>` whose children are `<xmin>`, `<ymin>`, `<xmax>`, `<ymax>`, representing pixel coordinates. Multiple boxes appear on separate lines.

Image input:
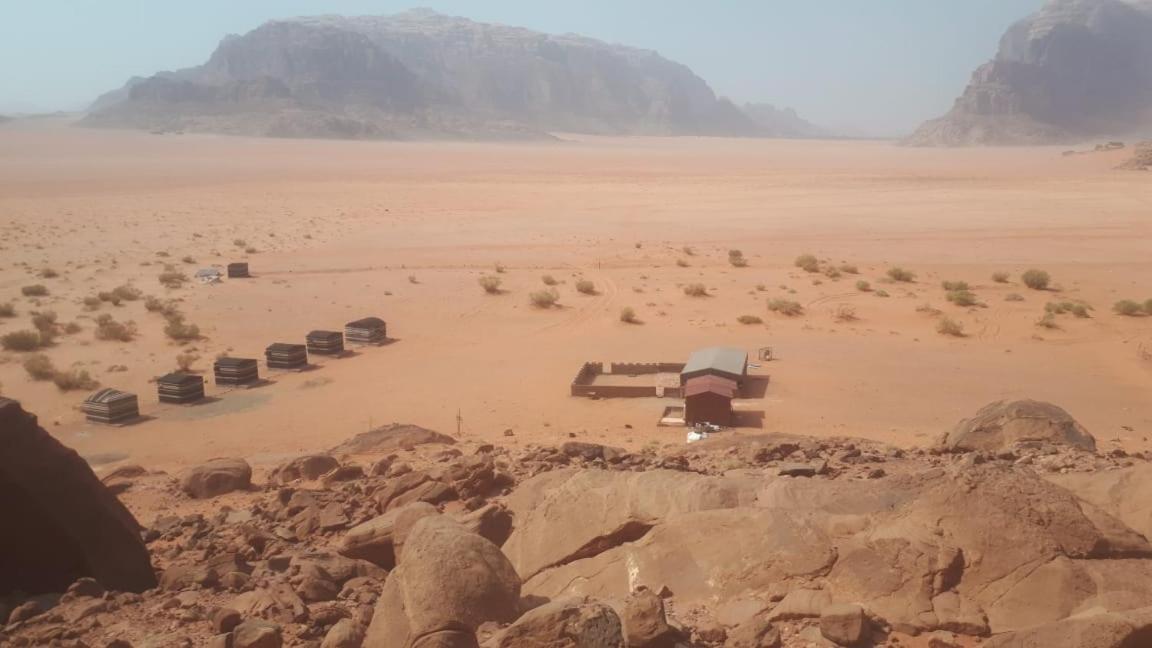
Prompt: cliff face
<box><xmin>909</xmin><ymin>0</ymin><xmax>1152</xmax><ymax>146</ymax></box>
<box><xmin>84</xmin><ymin>10</ymin><xmax>767</xmax><ymax>140</ymax></box>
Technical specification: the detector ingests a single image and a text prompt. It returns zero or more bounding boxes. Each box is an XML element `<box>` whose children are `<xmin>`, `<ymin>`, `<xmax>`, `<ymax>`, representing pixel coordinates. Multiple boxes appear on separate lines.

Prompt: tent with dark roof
<box><xmin>680</xmin><ymin>347</ymin><xmax>748</xmax><ymax>386</ymax></box>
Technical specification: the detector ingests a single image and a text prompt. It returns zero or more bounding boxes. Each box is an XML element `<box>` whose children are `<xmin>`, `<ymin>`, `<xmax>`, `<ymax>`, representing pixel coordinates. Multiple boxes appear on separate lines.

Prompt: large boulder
<box><xmin>363</xmin><ymin>516</ymin><xmax>520</xmax><ymax>648</ymax></box>
<box><xmin>331</xmin><ymin>424</ymin><xmax>456</xmax><ymax>454</ymax></box>
<box><xmin>937</xmin><ymin>400</ymin><xmax>1096</xmax><ymax>453</ymax></box>
<box><xmin>621</xmin><ymin>589</ymin><xmax>681</xmax><ymax>648</ymax></box>
<box><xmin>0</xmin><ymin>398</ymin><xmax>156</xmax><ymax>595</ymax></box>
<box><xmin>984</xmin><ymin>607</ymin><xmax>1152</xmax><ymax>648</ymax></box>
<box><xmin>179</xmin><ymin>457</ymin><xmax>253</xmax><ymax>498</ymax></box>
<box><xmin>1050</xmin><ymin>464</ymin><xmax>1152</xmax><ymax>540</ymax></box>
<box><xmin>271</xmin><ymin>454</ymin><xmax>340</xmax><ymax>483</ymax></box>
<box><xmin>338</xmin><ymin>502</ymin><xmax>439</xmax><ymax>569</ymax></box>
<box><xmin>497</xmin><ymin>598</ymin><xmax>624</xmax><ymax>648</ymax></box>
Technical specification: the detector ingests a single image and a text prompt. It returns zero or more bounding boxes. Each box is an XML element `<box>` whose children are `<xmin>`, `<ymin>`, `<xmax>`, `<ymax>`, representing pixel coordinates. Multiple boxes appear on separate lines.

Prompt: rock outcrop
<box><xmin>0</xmin><ymin>397</ymin><xmax>156</xmax><ymax>595</ymax></box>
<box><xmin>179</xmin><ymin>457</ymin><xmax>253</xmax><ymax>498</ymax></box>
<box><xmin>909</xmin><ymin>0</ymin><xmax>1152</xmax><ymax>146</ymax></box>
<box><xmin>83</xmin><ymin>10</ymin><xmax>785</xmax><ymax>141</ymax></box>
<box><xmin>497</xmin><ymin>598</ymin><xmax>624</xmax><ymax>648</ymax></box>
<box><xmin>938</xmin><ymin>400</ymin><xmax>1097</xmax><ymax>453</ymax></box>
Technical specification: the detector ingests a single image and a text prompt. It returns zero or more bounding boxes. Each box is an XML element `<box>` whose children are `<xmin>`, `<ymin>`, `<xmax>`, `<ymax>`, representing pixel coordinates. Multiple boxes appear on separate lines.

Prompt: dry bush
<box><xmin>63</xmin><ymin>322</ymin><xmax>82</xmax><ymax>334</ymax></box>
<box><xmin>937</xmin><ymin>317</ymin><xmax>964</xmax><ymax>337</ymax></box>
<box><xmin>855</xmin><ymin>280</ymin><xmax>871</xmax><ymax>292</ymax></box>
<box><xmin>112</xmin><ymin>285</ymin><xmax>142</xmax><ymax>301</ymax></box>
<box><xmin>176</xmin><ymin>352</ymin><xmax>200</xmax><ymax>371</ymax></box>
<box><xmin>23</xmin><ymin>354</ymin><xmax>56</xmax><ymax>380</ymax></box>
<box><xmin>541</xmin><ymin>275</ymin><xmax>558</xmax><ymax>286</ymax></box>
<box><xmin>0</xmin><ymin>302</ymin><xmax>15</xmax><ymax>317</ymax></box>
<box><xmin>683</xmin><ymin>283</ymin><xmax>709</xmax><ymax>297</ymax></box>
<box><xmin>2</xmin><ymin>330</ymin><xmax>45</xmax><ymax>351</ymax></box>
<box><xmin>163</xmin><ymin>312</ymin><xmax>201</xmax><ymax>341</ymax></box>
<box><xmin>478</xmin><ymin>275</ymin><xmax>502</xmax><ymax>294</ymax></box>
<box><xmin>824</xmin><ymin>266</ymin><xmax>841</xmax><ymax>279</ymax></box>
<box><xmin>31</xmin><ymin>311</ymin><xmax>58</xmax><ymax>335</ymax></box>
<box><xmin>794</xmin><ymin>254</ymin><xmax>820</xmax><ymax>273</ymax></box>
<box><xmin>97</xmin><ymin>291</ymin><xmax>121</xmax><ymax>306</ymax></box>
<box><xmin>916</xmin><ymin>303</ymin><xmax>942</xmax><ymax>316</ymax></box>
<box><xmin>52</xmin><ymin>368</ymin><xmax>99</xmax><ymax>392</ymax></box>
<box><xmin>94</xmin><ymin>314</ymin><xmax>137</xmax><ymax>342</ymax></box>
<box><xmin>1046</xmin><ymin>301</ymin><xmax>1091</xmax><ymax>318</ymax></box>
<box><xmin>941</xmin><ymin>280</ymin><xmax>969</xmax><ymax>291</ymax></box>
<box><xmin>408</xmin><ymin>275</ymin><xmax>418</xmax><ymax>284</ymax></box>
<box><xmin>620</xmin><ymin>307</ymin><xmax>639</xmax><ymax>324</ymax></box>
<box><xmin>529</xmin><ymin>288</ymin><xmax>560</xmax><ymax>308</ymax></box>
<box><xmin>767</xmin><ymin>299</ymin><xmax>803</xmax><ymax>316</ymax></box>
<box><xmin>682</xmin><ymin>246</ymin><xmax>695</xmax><ymax>256</ymax></box>
<box><xmin>233</xmin><ymin>239</ymin><xmax>247</xmax><ymax>247</ymax></box>
<box><xmin>181</xmin><ymin>256</ymin><xmax>196</xmax><ymax>264</ymax></box>
<box><xmin>676</xmin><ymin>259</ymin><xmax>690</xmax><ymax>268</ymax></box>
<box><xmin>494</xmin><ymin>263</ymin><xmax>507</xmax><ymax>274</ymax></box>
<box><xmin>728</xmin><ymin>250</ymin><xmax>748</xmax><ymax>268</ymax></box>
<box><xmin>21</xmin><ymin>284</ymin><xmax>49</xmax><ymax>297</ymax></box>
<box><xmin>992</xmin><ymin>272</ymin><xmax>1010</xmax><ymax>283</ymax></box>
<box><xmin>737</xmin><ymin>314</ymin><xmax>763</xmax><ymax>325</ymax></box>
<box><xmin>946</xmin><ymin>290</ymin><xmax>979</xmax><ymax>307</ymax></box>
<box><xmin>575</xmin><ymin>280</ymin><xmax>596</xmax><ymax>295</ymax></box>
<box><xmin>874</xmin><ymin>290</ymin><xmax>890</xmax><ymax>298</ymax></box>
<box><xmin>1021</xmin><ymin>269</ymin><xmax>1051</xmax><ymax>290</ymax></box>
<box><xmin>158</xmin><ymin>271</ymin><xmax>188</xmax><ymax>289</ymax></box>
<box><xmin>39</xmin><ymin>268</ymin><xmax>59</xmax><ymax>279</ymax></box>
<box><xmin>82</xmin><ymin>296</ymin><xmax>102</xmax><ymax>311</ymax></box>
<box><xmin>245</xmin><ymin>247</ymin><xmax>258</xmax><ymax>254</ymax></box>
<box><xmin>1145</xmin><ymin>299</ymin><xmax>1152</xmax><ymax>314</ymax></box>
<box><xmin>887</xmin><ymin>267</ymin><xmax>915</xmax><ymax>282</ymax></box>
<box><xmin>1005</xmin><ymin>293</ymin><xmax>1025</xmax><ymax>302</ymax></box>
<box><xmin>1115</xmin><ymin>300</ymin><xmax>1145</xmax><ymax>316</ymax></box>
<box><xmin>833</xmin><ymin>305</ymin><xmax>858</xmax><ymax>322</ymax></box>
<box><xmin>1036</xmin><ymin>313</ymin><xmax>1060</xmax><ymax>329</ymax></box>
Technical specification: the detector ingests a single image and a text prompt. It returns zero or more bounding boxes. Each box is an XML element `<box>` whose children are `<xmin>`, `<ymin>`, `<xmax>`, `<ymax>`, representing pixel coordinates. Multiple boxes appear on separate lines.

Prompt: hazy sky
<box><xmin>0</xmin><ymin>1</ymin><xmax>1045</xmax><ymax>136</ymax></box>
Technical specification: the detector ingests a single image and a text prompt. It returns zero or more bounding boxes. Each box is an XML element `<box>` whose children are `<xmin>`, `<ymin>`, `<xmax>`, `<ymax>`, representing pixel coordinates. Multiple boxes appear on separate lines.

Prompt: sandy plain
<box><xmin>0</xmin><ymin>118</ymin><xmax>1149</xmax><ymax>476</ymax></box>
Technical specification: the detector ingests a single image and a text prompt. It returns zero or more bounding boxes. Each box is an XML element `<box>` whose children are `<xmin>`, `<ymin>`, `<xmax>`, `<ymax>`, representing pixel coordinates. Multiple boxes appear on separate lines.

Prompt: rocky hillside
<box><xmin>741</xmin><ymin>103</ymin><xmax>824</xmax><ymax>138</ymax></box>
<box><xmin>908</xmin><ymin>0</ymin><xmax>1152</xmax><ymax>146</ymax></box>
<box><xmin>6</xmin><ymin>396</ymin><xmax>1152</xmax><ymax>647</ymax></box>
<box><xmin>83</xmin><ymin>10</ymin><xmax>782</xmax><ymax>140</ymax></box>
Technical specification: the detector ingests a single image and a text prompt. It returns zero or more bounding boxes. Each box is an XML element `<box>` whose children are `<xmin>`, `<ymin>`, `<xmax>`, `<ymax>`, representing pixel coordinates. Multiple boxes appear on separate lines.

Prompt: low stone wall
<box><xmin>609</xmin><ymin>362</ymin><xmax>685</xmax><ymax>376</ymax></box>
<box><xmin>570</xmin><ymin>362</ymin><xmax>685</xmax><ymax>398</ymax></box>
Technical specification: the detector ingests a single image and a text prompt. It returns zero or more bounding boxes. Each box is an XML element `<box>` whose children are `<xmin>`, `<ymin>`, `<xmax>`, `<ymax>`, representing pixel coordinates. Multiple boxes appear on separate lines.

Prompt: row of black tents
<box><xmin>82</xmin><ymin>317</ymin><xmax>388</xmax><ymax>425</ymax></box>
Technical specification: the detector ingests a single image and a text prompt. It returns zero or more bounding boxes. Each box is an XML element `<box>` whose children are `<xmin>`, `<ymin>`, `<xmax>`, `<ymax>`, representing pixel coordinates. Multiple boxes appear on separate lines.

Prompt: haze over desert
<box><xmin>1</xmin><ymin>118</ymin><xmax>1149</xmax><ymax>472</ymax></box>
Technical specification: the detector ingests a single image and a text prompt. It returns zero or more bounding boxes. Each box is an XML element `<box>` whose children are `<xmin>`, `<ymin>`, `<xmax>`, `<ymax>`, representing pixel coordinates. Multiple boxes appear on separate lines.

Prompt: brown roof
<box><xmin>684</xmin><ymin>375</ymin><xmax>737</xmax><ymax>398</ymax></box>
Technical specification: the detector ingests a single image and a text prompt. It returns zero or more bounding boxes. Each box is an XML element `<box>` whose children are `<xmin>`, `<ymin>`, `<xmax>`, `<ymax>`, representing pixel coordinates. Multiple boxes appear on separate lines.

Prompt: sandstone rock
<box><xmin>1050</xmin><ymin>463</ymin><xmax>1152</xmax><ymax>540</ymax></box>
<box><xmin>938</xmin><ymin>400</ymin><xmax>1096</xmax><ymax>453</ymax></box>
<box><xmin>984</xmin><ymin>607</ymin><xmax>1152</xmax><ymax>648</ymax></box>
<box><xmin>233</xmin><ymin>620</ymin><xmax>283</xmax><ymax>648</ymax></box>
<box><xmin>213</xmin><ymin>607</ymin><xmax>243</xmax><ymax>634</ymax></box>
<box><xmin>498</xmin><ymin>598</ymin><xmax>624</xmax><ymax>648</ymax></box>
<box><xmin>8</xmin><ymin>599</ymin><xmax>45</xmax><ymax>624</ymax></box>
<box><xmin>179</xmin><ymin>458</ymin><xmax>253</xmax><ymax>499</ymax></box>
<box><xmin>297</xmin><ymin>576</ymin><xmax>339</xmax><ymax>602</ymax></box>
<box><xmin>331</xmin><ymin>424</ymin><xmax>456</xmax><ymax>454</ymax></box>
<box><xmin>724</xmin><ymin>617</ymin><xmax>781</xmax><ymax>648</ymax></box>
<box><xmin>322</xmin><ymin>618</ymin><xmax>365</xmax><ymax>648</ymax></box>
<box><xmin>273</xmin><ymin>455</ymin><xmax>340</xmax><ymax>483</ymax></box>
<box><xmin>819</xmin><ymin>603</ymin><xmax>866</xmax><ymax>646</ymax></box>
<box><xmin>363</xmin><ymin>516</ymin><xmax>520</xmax><ymax>648</ymax></box>
<box><xmin>338</xmin><ymin>502</ymin><xmax>439</xmax><ymax>568</ymax></box>
<box><xmin>161</xmin><ymin>553</ymin><xmax>251</xmax><ymax>590</ymax></box>
<box><xmin>230</xmin><ymin>584</ymin><xmax>309</xmax><ymax>624</ymax></box>
<box><xmin>64</xmin><ymin>577</ymin><xmax>105</xmax><ymax>600</ymax></box>
<box><xmin>621</xmin><ymin>589</ymin><xmax>679</xmax><ymax>648</ymax></box>
<box><xmin>374</xmin><ymin>472</ymin><xmax>456</xmax><ymax>511</ymax></box>
<box><xmin>0</xmin><ymin>398</ymin><xmax>156</xmax><ymax>595</ymax></box>
<box><xmin>455</xmin><ymin>503</ymin><xmax>513</xmax><ymax>547</ymax></box>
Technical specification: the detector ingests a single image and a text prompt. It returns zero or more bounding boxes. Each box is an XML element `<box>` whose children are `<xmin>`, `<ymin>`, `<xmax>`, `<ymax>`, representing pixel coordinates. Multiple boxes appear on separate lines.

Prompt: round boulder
<box><xmin>180</xmin><ymin>458</ymin><xmax>253</xmax><ymax>499</ymax></box>
<box><xmin>937</xmin><ymin>400</ymin><xmax>1096</xmax><ymax>453</ymax></box>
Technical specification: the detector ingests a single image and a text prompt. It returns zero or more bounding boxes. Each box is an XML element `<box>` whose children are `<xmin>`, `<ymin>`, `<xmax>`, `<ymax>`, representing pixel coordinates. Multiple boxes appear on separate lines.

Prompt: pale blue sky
<box><xmin>0</xmin><ymin>1</ymin><xmax>1044</xmax><ymax>135</ymax></box>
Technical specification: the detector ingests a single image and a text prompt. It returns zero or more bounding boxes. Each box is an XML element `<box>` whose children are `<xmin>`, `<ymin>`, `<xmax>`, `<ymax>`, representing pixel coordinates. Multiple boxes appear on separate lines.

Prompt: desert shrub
<box><xmin>682</xmin><ymin>246</ymin><xmax>695</xmax><ymax>256</ymax></box>
<box><xmin>529</xmin><ymin>289</ymin><xmax>560</xmax><ymax>308</ymax></box>
<box><xmin>176</xmin><ymin>352</ymin><xmax>200</xmax><ymax>371</ymax></box>
<box><xmin>21</xmin><ymin>284</ymin><xmax>49</xmax><ymax>297</ymax></box>
<box><xmin>182</xmin><ymin>256</ymin><xmax>196</xmax><ymax>264</ymax></box>
<box><xmin>1069</xmin><ymin>303</ymin><xmax>1091</xmax><ymax>318</ymax></box>
<box><xmin>39</xmin><ymin>268</ymin><xmax>59</xmax><ymax>279</ymax></box>
<box><xmin>112</xmin><ymin>285</ymin><xmax>142</xmax><ymax>301</ymax></box>
<box><xmin>946</xmin><ymin>290</ymin><xmax>979</xmax><ymax>307</ymax></box>
<box><xmin>887</xmin><ymin>267</ymin><xmax>915</xmax><ymax>282</ymax></box>
<box><xmin>97</xmin><ymin>291</ymin><xmax>121</xmax><ymax>306</ymax></box>
<box><xmin>94</xmin><ymin>314</ymin><xmax>137</xmax><ymax>342</ymax></box>
<box><xmin>823</xmin><ymin>266</ymin><xmax>841</xmax><ymax>279</ymax></box>
<box><xmin>2</xmin><ymin>330</ymin><xmax>45</xmax><ymax>351</ymax></box>
<box><xmin>245</xmin><ymin>247</ymin><xmax>258</xmax><ymax>254</ymax></box>
<box><xmin>1004</xmin><ymin>293</ymin><xmax>1025</xmax><ymax>302</ymax></box>
<box><xmin>855</xmin><ymin>280</ymin><xmax>871</xmax><ymax>292</ymax></box>
<box><xmin>23</xmin><ymin>354</ymin><xmax>56</xmax><ymax>380</ymax></box>
<box><xmin>52</xmin><ymin>368</ymin><xmax>98</xmax><ymax>392</ymax></box>
<box><xmin>1115</xmin><ymin>300</ymin><xmax>1144</xmax><ymax>316</ymax></box>
<box><xmin>736</xmin><ymin>315</ymin><xmax>763</xmax><ymax>325</ymax></box>
<box><xmin>992</xmin><ymin>272</ymin><xmax>1010</xmax><ymax>283</ymax></box>
<box><xmin>233</xmin><ymin>239</ymin><xmax>246</xmax><ymax>247</ymax></box>
<box><xmin>794</xmin><ymin>254</ymin><xmax>820</xmax><ymax>273</ymax></box>
<box><xmin>1146</xmin><ymin>299</ymin><xmax>1152</xmax><ymax>314</ymax></box>
<box><xmin>1021</xmin><ymin>269</ymin><xmax>1050</xmax><ymax>290</ymax></box>
<box><xmin>874</xmin><ymin>290</ymin><xmax>890</xmax><ymax>298</ymax></box>
<box><xmin>937</xmin><ymin>317</ymin><xmax>964</xmax><ymax>337</ymax></box>
<box><xmin>0</xmin><ymin>302</ymin><xmax>15</xmax><ymax>317</ymax></box>
<box><xmin>575</xmin><ymin>279</ymin><xmax>596</xmax><ymax>295</ymax></box>
<box><xmin>941</xmin><ymin>280</ymin><xmax>969</xmax><ymax>291</ymax></box>
<box><xmin>767</xmin><ymin>299</ymin><xmax>803</xmax><ymax>316</ymax></box>
<box><xmin>1036</xmin><ymin>313</ymin><xmax>1059</xmax><ymax>329</ymax></box>
<box><xmin>917</xmin><ymin>303</ymin><xmax>942</xmax><ymax>316</ymax></box>
<box><xmin>676</xmin><ymin>259</ymin><xmax>690</xmax><ymax>268</ymax></box>
<box><xmin>82</xmin><ymin>296</ymin><xmax>102</xmax><ymax>310</ymax></box>
<box><xmin>155</xmin><ymin>251</ymin><xmax>170</xmax><ymax>257</ymax></box>
<box><xmin>620</xmin><ymin>307</ymin><xmax>638</xmax><ymax>324</ymax></box>
<box><xmin>31</xmin><ymin>311</ymin><xmax>58</xmax><ymax>334</ymax></box>
<box><xmin>158</xmin><ymin>271</ymin><xmax>188</xmax><ymax>288</ymax></box>
<box><xmin>728</xmin><ymin>250</ymin><xmax>747</xmax><ymax>268</ymax></box>
<box><xmin>833</xmin><ymin>305</ymin><xmax>858</xmax><ymax>322</ymax></box>
<box><xmin>63</xmin><ymin>321</ymin><xmax>82</xmax><ymax>334</ymax></box>
<box><xmin>478</xmin><ymin>275</ymin><xmax>502</xmax><ymax>294</ymax></box>
<box><xmin>144</xmin><ymin>296</ymin><xmax>166</xmax><ymax>312</ymax></box>
<box><xmin>839</xmin><ymin>264</ymin><xmax>859</xmax><ymax>274</ymax></box>
<box><xmin>494</xmin><ymin>263</ymin><xmax>507</xmax><ymax>274</ymax></box>
<box><xmin>541</xmin><ymin>275</ymin><xmax>558</xmax><ymax>286</ymax></box>
<box><xmin>683</xmin><ymin>283</ymin><xmax>709</xmax><ymax>297</ymax></box>
<box><xmin>164</xmin><ymin>317</ymin><xmax>201</xmax><ymax>342</ymax></box>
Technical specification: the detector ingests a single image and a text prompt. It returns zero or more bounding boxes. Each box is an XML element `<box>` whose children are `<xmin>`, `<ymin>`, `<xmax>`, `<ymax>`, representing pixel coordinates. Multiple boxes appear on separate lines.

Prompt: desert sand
<box><xmin>1</xmin><ymin>117</ymin><xmax>1150</xmax><ymax>474</ymax></box>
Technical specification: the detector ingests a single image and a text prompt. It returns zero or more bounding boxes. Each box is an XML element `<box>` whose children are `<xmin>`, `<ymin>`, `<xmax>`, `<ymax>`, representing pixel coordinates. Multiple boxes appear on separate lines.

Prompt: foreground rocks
<box><xmin>937</xmin><ymin>400</ymin><xmax>1097</xmax><ymax>453</ymax></box>
<box><xmin>180</xmin><ymin>457</ymin><xmax>254</xmax><ymax>498</ymax></box>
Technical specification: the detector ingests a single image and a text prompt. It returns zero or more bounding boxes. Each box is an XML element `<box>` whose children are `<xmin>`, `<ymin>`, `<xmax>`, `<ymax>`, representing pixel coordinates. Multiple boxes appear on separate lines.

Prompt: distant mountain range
<box><xmin>909</xmin><ymin>0</ymin><xmax>1152</xmax><ymax>146</ymax></box>
<box><xmin>84</xmin><ymin>10</ymin><xmax>822</xmax><ymax>141</ymax></box>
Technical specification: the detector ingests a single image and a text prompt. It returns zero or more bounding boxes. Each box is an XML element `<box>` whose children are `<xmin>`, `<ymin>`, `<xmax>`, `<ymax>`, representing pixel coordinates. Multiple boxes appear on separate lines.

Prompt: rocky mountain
<box><xmin>742</xmin><ymin>103</ymin><xmax>825</xmax><ymax>138</ymax></box>
<box><xmin>83</xmin><ymin>10</ymin><xmax>791</xmax><ymax>140</ymax></box>
<box><xmin>909</xmin><ymin>0</ymin><xmax>1152</xmax><ymax>146</ymax></box>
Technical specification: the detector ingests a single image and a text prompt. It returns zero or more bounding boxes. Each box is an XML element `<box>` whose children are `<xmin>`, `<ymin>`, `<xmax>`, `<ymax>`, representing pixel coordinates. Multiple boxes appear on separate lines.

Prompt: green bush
<box><xmin>941</xmin><ymin>280</ymin><xmax>969</xmax><ymax>291</ymax></box>
<box><xmin>1114</xmin><ymin>300</ymin><xmax>1144</xmax><ymax>316</ymax></box>
<box><xmin>946</xmin><ymin>290</ymin><xmax>979</xmax><ymax>307</ymax></box>
<box><xmin>21</xmin><ymin>284</ymin><xmax>49</xmax><ymax>297</ymax></box>
<box><xmin>887</xmin><ymin>267</ymin><xmax>915</xmax><ymax>282</ymax></box>
<box><xmin>1021</xmin><ymin>269</ymin><xmax>1050</xmax><ymax>290</ymax></box>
